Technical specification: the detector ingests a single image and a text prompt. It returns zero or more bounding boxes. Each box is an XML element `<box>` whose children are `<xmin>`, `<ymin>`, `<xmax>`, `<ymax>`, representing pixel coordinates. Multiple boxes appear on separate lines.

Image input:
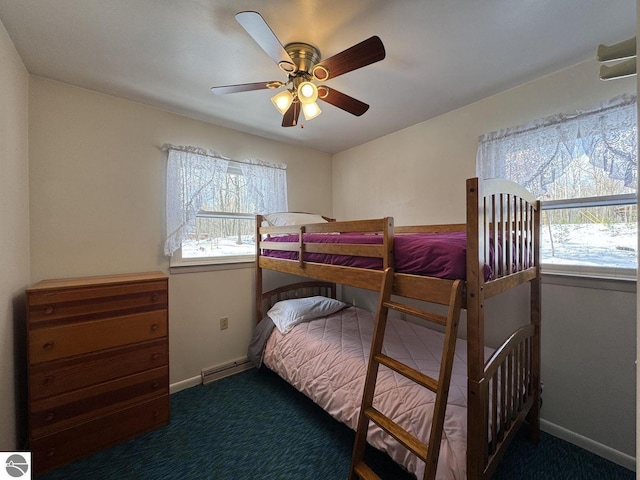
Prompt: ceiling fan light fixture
<box><xmin>271</xmin><ymin>89</ymin><xmax>294</xmax><ymax>114</ymax></box>
<box><xmin>297</xmin><ymin>81</ymin><xmax>318</xmax><ymax>104</ymax></box>
<box><xmin>302</xmin><ymin>101</ymin><xmax>321</xmax><ymax>121</ymax></box>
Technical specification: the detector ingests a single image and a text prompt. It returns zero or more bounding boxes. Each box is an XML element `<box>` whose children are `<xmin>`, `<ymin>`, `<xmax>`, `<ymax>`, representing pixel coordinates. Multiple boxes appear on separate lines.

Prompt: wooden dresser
<box><xmin>26</xmin><ymin>272</ymin><xmax>170</xmax><ymax>475</ymax></box>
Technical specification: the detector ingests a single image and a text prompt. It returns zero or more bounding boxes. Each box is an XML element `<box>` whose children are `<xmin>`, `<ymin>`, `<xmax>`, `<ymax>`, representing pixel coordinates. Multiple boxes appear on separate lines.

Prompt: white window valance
<box><xmin>477</xmin><ymin>94</ymin><xmax>637</xmax><ymax>198</ymax></box>
<box><xmin>163</xmin><ymin>144</ymin><xmax>287</xmax><ymax>255</ymax></box>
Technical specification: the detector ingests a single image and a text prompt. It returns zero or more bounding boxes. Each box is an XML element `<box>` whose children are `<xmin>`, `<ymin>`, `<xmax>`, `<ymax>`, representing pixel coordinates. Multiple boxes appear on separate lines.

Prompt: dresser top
<box><xmin>27</xmin><ymin>271</ymin><xmax>167</xmax><ymax>292</ymax></box>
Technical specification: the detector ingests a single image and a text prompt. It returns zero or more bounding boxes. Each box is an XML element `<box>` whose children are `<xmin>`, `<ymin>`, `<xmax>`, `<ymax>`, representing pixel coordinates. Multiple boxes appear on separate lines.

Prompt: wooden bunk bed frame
<box><xmin>255</xmin><ymin>177</ymin><xmax>541</xmax><ymax>479</ymax></box>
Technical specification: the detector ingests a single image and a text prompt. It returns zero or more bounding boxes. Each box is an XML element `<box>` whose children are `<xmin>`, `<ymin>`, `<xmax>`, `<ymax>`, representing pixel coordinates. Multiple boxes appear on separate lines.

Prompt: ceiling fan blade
<box><xmin>282</xmin><ymin>100</ymin><xmax>300</xmax><ymax>127</ymax></box>
<box><xmin>317</xmin><ymin>86</ymin><xmax>369</xmax><ymax>116</ymax></box>
<box><xmin>313</xmin><ymin>36</ymin><xmax>385</xmax><ymax>81</ymax></box>
<box><xmin>236</xmin><ymin>11</ymin><xmax>296</xmax><ymax>73</ymax></box>
<box><xmin>211</xmin><ymin>81</ymin><xmax>282</xmax><ymax>95</ymax></box>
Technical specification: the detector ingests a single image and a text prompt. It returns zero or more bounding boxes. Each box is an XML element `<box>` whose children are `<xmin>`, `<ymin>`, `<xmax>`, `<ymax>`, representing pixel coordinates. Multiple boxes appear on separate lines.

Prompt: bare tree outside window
<box><xmin>183</xmin><ymin>171</ymin><xmax>257</xmax><ymax>259</ymax></box>
<box><xmin>539</xmin><ymin>155</ymin><xmax>636</xmax><ymax>269</ymax></box>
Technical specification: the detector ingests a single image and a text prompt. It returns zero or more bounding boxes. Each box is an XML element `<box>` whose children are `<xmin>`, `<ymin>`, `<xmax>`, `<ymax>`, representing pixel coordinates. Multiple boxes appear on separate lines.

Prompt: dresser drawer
<box><xmin>29</xmin><ymin>310</ymin><xmax>167</xmax><ymax>364</ymax></box>
<box><xmin>30</xmin><ymin>366</ymin><xmax>168</xmax><ymax>437</ymax></box>
<box><xmin>30</xmin><ymin>339</ymin><xmax>168</xmax><ymax>400</ymax></box>
<box><xmin>28</xmin><ymin>280</ymin><xmax>167</xmax><ymax>324</ymax></box>
<box><xmin>31</xmin><ymin>395</ymin><xmax>169</xmax><ymax>475</ymax></box>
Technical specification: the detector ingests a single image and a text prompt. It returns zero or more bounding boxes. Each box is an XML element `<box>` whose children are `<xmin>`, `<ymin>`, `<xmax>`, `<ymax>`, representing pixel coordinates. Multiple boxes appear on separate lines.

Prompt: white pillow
<box><xmin>267</xmin><ymin>296</ymin><xmax>348</xmax><ymax>334</ymax></box>
<box><xmin>263</xmin><ymin>212</ymin><xmax>328</xmax><ymax>227</ymax></box>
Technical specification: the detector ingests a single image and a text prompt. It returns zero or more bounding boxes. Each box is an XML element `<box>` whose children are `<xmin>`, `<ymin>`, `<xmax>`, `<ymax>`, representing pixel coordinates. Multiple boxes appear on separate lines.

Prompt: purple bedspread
<box><xmin>263</xmin><ymin>232</ymin><xmax>493</xmax><ymax>281</ymax></box>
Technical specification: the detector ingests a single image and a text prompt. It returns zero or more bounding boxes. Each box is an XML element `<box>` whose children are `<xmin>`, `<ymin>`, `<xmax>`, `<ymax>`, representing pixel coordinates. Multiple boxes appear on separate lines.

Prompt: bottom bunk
<box><xmin>249</xmin><ymin>282</ymin><xmax>538</xmax><ymax>479</ymax></box>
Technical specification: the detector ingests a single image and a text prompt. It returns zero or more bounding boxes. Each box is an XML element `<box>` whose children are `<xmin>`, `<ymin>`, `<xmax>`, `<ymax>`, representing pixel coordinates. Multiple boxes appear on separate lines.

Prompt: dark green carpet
<box><xmin>38</xmin><ymin>369</ymin><xmax>634</xmax><ymax>479</ymax></box>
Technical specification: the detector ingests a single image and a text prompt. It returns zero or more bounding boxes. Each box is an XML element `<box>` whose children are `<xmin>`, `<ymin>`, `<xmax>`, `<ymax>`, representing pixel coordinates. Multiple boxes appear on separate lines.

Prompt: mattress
<box><xmin>261</xmin><ymin>305</ymin><xmax>494</xmax><ymax>479</ymax></box>
<box><xmin>262</xmin><ymin>232</ymin><xmax>494</xmax><ymax>281</ymax></box>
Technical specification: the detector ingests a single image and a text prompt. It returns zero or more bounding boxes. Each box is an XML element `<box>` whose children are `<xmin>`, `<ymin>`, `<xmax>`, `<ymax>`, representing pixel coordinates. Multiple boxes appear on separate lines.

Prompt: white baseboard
<box><xmin>169</xmin><ymin>375</ymin><xmax>201</xmax><ymax>394</ymax></box>
<box><xmin>540</xmin><ymin>419</ymin><xmax>636</xmax><ymax>471</ymax></box>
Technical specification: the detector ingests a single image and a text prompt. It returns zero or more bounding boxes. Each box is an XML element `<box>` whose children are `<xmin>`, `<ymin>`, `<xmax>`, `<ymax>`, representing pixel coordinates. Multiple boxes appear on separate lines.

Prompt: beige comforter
<box><xmin>263</xmin><ymin>305</ymin><xmax>493</xmax><ymax>479</ymax></box>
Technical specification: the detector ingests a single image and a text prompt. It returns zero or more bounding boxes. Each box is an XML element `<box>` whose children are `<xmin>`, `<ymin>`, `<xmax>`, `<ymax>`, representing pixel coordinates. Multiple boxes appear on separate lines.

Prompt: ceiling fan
<box><xmin>211</xmin><ymin>11</ymin><xmax>386</xmax><ymax>127</ymax></box>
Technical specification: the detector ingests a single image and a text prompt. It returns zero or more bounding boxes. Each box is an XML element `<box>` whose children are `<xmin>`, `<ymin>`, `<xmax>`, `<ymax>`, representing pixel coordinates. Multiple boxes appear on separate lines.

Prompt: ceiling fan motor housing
<box><xmin>283</xmin><ymin>42</ymin><xmax>321</xmax><ymax>75</ymax></box>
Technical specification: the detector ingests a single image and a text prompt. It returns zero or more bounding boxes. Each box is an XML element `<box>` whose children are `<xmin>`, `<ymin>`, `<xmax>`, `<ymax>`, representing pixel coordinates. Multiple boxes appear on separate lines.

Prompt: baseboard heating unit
<box><xmin>201</xmin><ymin>357</ymin><xmax>253</xmax><ymax>385</ymax></box>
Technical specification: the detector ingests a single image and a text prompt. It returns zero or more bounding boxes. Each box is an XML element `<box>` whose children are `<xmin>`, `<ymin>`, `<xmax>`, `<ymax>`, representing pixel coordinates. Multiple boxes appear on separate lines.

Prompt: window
<box><xmin>163</xmin><ymin>145</ymin><xmax>287</xmax><ymax>267</ymax></box>
<box><xmin>477</xmin><ymin>94</ymin><xmax>637</xmax><ymax>278</ymax></box>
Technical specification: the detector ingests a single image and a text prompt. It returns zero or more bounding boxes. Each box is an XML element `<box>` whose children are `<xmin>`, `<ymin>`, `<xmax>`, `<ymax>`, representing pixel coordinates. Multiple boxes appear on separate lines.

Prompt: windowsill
<box><xmin>542</xmin><ymin>268</ymin><xmax>636</xmax><ymax>292</ymax></box>
<box><xmin>169</xmin><ymin>260</ymin><xmax>255</xmax><ymax>275</ymax></box>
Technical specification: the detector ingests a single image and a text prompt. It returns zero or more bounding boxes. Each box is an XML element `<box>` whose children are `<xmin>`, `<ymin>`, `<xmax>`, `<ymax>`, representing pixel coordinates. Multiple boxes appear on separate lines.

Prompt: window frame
<box><xmin>163</xmin><ymin>144</ymin><xmax>287</xmax><ymax>268</ymax></box>
<box><xmin>168</xmin><ymin>211</ymin><xmax>257</xmax><ymax>269</ymax></box>
<box><xmin>540</xmin><ymin>193</ymin><xmax>637</xmax><ymax>280</ymax></box>
<box><xmin>476</xmin><ymin>94</ymin><xmax>637</xmax><ymax>281</ymax></box>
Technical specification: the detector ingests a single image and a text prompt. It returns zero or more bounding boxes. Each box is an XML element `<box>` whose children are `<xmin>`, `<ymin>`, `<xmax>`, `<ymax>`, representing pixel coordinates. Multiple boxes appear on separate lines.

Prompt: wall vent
<box><xmin>201</xmin><ymin>357</ymin><xmax>253</xmax><ymax>385</ymax></box>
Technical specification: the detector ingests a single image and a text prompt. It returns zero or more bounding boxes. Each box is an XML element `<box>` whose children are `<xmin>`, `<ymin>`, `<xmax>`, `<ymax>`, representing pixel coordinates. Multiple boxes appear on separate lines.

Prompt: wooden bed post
<box><xmin>255</xmin><ymin>214</ymin><xmax>264</xmax><ymax>322</ymax></box>
<box><xmin>383</xmin><ymin>217</ymin><xmax>394</xmax><ymax>270</ymax></box>
<box><xmin>527</xmin><ymin>200</ymin><xmax>542</xmax><ymax>443</ymax></box>
<box><xmin>466</xmin><ymin>178</ymin><xmax>487</xmax><ymax>479</ymax></box>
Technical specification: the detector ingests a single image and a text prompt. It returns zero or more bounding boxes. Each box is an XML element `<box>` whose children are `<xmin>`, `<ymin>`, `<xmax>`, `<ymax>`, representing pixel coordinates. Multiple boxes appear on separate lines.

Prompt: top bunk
<box><xmin>256</xmin><ymin>177</ymin><xmax>540</xmax><ymax>309</ymax></box>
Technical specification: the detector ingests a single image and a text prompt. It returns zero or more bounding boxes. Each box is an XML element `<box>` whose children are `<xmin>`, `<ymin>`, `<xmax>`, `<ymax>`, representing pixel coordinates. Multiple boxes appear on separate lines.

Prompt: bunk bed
<box><xmin>252</xmin><ymin>177</ymin><xmax>541</xmax><ymax>479</ymax></box>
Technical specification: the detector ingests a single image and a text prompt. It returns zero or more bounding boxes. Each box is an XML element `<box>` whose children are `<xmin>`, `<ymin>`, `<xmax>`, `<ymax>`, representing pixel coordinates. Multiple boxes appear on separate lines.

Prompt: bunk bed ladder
<box><xmin>349</xmin><ymin>268</ymin><xmax>464</xmax><ymax>480</ymax></box>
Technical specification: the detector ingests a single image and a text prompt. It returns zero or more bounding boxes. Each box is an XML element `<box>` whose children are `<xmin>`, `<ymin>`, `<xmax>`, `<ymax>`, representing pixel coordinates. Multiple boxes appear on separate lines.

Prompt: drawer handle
<box><xmin>46</xmin><ymin>448</ymin><xmax>55</xmax><ymax>458</ymax></box>
<box><xmin>151</xmin><ymin>323</ymin><xmax>159</xmax><ymax>332</ymax></box>
<box><xmin>153</xmin><ymin>409</ymin><xmax>160</xmax><ymax>418</ymax></box>
<box><xmin>43</xmin><ymin>376</ymin><xmax>53</xmax><ymax>386</ymax></box>
<box><xmin>44</xmin><ymin>305</ymin><xmax>55</xmax><ymax>315</ymax></box>
<box><xmin>152</xmin><ymin>352</ymin><xmax>161</xmax><ymax>360</ymax></box>
<box><xmin>151</xmin><ymin>293</ymin><xmax>159</xmax><ymax>302</ymax></box>
<box><xmin>152</xmin><ymin>382</ymin><xmax>159</xmax><ymax>390</ymax></box>
<box><xmin>43</xmin><ymin>341</ymin><xmax>55</xmax><ymax>350</ymax></box>
<box><xmin>44</xmin><ymin>411</ymin><xmax>55</xmax><ymax>422</ymax></box>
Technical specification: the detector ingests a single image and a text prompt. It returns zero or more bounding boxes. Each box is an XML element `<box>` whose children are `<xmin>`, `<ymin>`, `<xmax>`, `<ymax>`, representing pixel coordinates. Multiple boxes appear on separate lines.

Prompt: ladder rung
<box><xmin>365</xmin><ymin>407</ymin><xmax>429</xmax><ymax>462</ymax></box>
<box><xmin>353</xmin><ymin>461</ymin><xmax>382</xmax><ymax>480</ymax></box>
<box><xmin>383</xmin><ymin>301</ymin><xmax>448</xmax><ymax>326</ymax></box>
<box><xmin>374</xmin><ymin>353</ymin><xmax>439</xmax><ymax>393</ymax></box>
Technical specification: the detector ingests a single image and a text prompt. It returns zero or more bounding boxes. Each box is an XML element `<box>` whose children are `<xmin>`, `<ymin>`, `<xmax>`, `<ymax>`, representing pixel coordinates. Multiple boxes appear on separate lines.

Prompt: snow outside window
<box><xmin>477</xmin><ymin>94</ymin><xmax>637</xmax><ymax>279</ymax></box>
<box><xmin>163</xmin><ymin>144</ymin><xmax>287</xmax><ymax>266</ymax></box>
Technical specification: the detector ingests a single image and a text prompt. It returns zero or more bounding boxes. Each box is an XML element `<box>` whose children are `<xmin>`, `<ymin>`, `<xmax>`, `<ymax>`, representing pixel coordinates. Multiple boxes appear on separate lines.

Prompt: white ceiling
<box><xmin>0</xmin><ymin>0</ymin><xmax>636</xmax><ymax>154</ymax></box>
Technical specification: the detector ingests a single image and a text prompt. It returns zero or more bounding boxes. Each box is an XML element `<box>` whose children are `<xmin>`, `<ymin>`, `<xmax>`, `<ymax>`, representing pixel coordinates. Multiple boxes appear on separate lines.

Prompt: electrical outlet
<box><xmin>219</xmin><ymin>317</ymin><xmax>229</xmax><ymax>330</ymax></box>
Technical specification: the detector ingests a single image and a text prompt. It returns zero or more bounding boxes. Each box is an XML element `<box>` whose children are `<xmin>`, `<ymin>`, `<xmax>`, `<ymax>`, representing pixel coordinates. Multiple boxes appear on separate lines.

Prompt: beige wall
<box><xmin>28</xmin><ymin>77</ymin><xmax>333</xmax><ymax>388</ymax></box>
<box><xmin>0</xmin><ymin>18</ymin><xmax>30</xmax><ymax>450</ymax></box>
<box><xmin>334</xmin><ymin>59</ymin><xmax>637</xmax><ymax>463</ymax></box>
